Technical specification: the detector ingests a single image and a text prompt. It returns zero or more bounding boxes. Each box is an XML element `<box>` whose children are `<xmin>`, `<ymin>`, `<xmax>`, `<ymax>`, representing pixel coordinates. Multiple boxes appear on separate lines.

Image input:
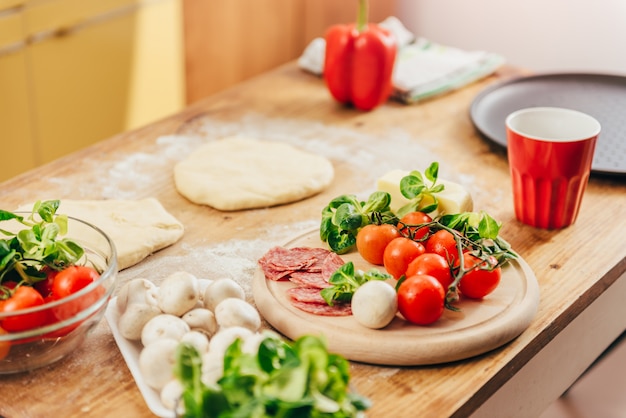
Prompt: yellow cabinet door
<box><xmin>0</xmin><ymin>5</ymin><xmax>36</xmax><ymax>182</ymax></box>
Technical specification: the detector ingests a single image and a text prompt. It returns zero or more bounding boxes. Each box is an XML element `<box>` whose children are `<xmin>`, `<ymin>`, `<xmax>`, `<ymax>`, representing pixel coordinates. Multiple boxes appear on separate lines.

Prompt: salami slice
<box><xmin>321</xmin><ymin>252</ymin><xmax>345</xmax><ymax>281</ymax></box>
<box><xmin>286</xmin><ymin>286</ymin><xmax>326</xmax><ymax>304</ymax></box>
<box><xmin>289</xmin><ymin>271</ymin><xmax>330</xmax><ymax>289</ymax></box>
<box><xmin>289</xmin><ymin>299</ymin><xmax>353</xmax><ymax>316</ymax></box>
<box><xmin>259</xmin><ymin>245</ymin><xmax>350</xmax><ymax>316</ymax></box>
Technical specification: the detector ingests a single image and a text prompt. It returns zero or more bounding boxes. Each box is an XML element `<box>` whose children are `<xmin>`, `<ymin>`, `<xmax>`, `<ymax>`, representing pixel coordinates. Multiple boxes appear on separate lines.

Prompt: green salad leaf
<box><xmin>396</xmin><ymin>162</ymin><xmax>445</xmax><ymax>217</ymax></box>
<box><xmin>320</xmin><ymin>261</ymin><xmax>392</xmax><ymax>306</ymax></box>
<box><xmin>320</xmin><ymin>192</ymin><xmax>396</xmax><ymax>254</ymax></box>
<box><xmin>0</xmin><ymin>200</ymin><xmax>84</xmax><ymax>285</ymax></box>
<box><xmin>175</xmin><ymin>334</ymin><xmax>371</xmax><ymax>418</ymax></box>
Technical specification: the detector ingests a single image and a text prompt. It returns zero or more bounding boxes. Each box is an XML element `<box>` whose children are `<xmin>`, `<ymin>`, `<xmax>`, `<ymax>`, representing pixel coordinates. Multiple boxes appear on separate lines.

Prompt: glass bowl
<box><xmin>0</xmin><ymin>215</ymin><xmax>118</xmax><ymax>374</ymax></box>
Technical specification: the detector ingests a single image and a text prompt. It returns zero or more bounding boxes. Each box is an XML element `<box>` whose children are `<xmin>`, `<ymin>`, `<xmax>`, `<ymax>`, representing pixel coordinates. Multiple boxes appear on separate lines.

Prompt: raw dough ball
<box><xmin>173</xmin><ymin>136</ymin><xmax>334</xmax><ymax>211</ymax></box>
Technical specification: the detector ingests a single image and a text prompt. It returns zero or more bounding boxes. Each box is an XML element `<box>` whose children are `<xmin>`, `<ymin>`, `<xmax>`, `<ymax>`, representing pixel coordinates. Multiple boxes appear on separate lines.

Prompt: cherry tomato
<box><xmin>425</xmin><ymin>229</ymin><xmax>460</xmax><ymax>264</ymax></box>
<box><xmin>0</xmin><ymin>286</ymin><xmax>47</xmax><ymax>332</ymax></box>
<box><xmin>52</xmin><ymin>266</ymin><xmax>99</xmax><ymax>298</ymax></box>
<box><xmin>34</xmin><ymin>268</ymin><xmax>58</xmax><ymax>298</ymax></box>
<box><xmin>356</xmin><ymin>224</ymin><xmax>400</xmax><ymax>265</ymax></box>
<box><xmin>458</xmin><ymin>254</ymin><xmax>501</xmax><ymax>299</ymax></box>
<box><xmin>50</xmin><ymin>266</ymin><xmax>102</xmax><ymax>325</ymax></box>
<box><xmin>383</xmin><ymin>237</ymin><xmax>426</xmax><ymax>279</ymax></box>
<box><xmin>0</xmin><ymin>327</ymin><xmax>10</xmax><ymax>360</ymax></box>
<box><xmin>397</xmin><ymin>274</ymin><xmax>445</xmax><ymax>325</ymax></box>
<box><xmin>405</xmin><ymin>253</ymin><xmax>452</xmax><ymax>290</ymax></box>
<box><xmin>397</xmin><ymin>212</ymin><xmax>432</xmax><ymax>241</ymax></box>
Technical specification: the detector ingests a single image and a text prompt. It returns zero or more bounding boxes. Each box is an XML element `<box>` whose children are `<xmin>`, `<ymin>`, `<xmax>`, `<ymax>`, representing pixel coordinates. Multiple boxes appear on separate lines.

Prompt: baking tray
<box><xmin>470</xmin><ymin>73</ymin><xmax>626</xmax><ymax>176</ymax></box>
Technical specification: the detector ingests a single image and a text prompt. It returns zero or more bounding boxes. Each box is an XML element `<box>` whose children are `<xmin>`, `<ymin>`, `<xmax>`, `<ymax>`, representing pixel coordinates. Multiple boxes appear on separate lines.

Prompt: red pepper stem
<box><xmin>356</xmin><ymin>0</ymin><xmax>369</xmax><ymax>32</ymax></box>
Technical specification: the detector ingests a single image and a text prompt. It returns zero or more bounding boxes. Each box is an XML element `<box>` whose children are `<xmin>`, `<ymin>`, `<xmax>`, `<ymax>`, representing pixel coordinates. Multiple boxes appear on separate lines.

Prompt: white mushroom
<box><xmin>138</xmin><ymin>338</ymin><xmax>179</xmax><ymax>390</ymax></box>
<box><xmin>141</xmin><ymin>314</ymin><xmax>190</xmax><ymax>346</ymax></box>
<box><xmin>116</xmin><ymin>278</ymin><xmax>159</xmax><ymax>314</ymax></box>
<box><xmin>201</xmin><ymin>349</ymin><xmax>225</xmax><ymax>387</ymax></box>
<box><xmin>351</xmin><ymin>280</ymin><xmax>398</xmax><ymax>329</ymax></box>
<box><xmin>160</xmin><ymin>379</ymin><xmax>185</xmax><ymax>415</ymax></box>
<box><xmin>117</xmin><ymin>303</ymin><xmax>162</xmax><ymax>341</ymax></box>
<box><xmin>203</xmin><ymin>278</ymin><xmax>245</xmax><ymax>311</ymax></box>
<box><xmin>182</xmin><ymin>308</ymin><xmax>218</xmax><ymax>337</ymax></box>
<box><xmin>157</xmin><ymin>271</ymin><xmax>200</xmax><ymax>316</ymax></box>
<box><xmin>214</xmin><ymin>298</ymin><xmax>261</xmax><ymax>332</ymax></box>
<box><xmin>208</xmin><ymin>326</ymin><xmax>254</xmax><ymax>357</ymax></box>
<box><xmin>180</xmin><ymin>330</ymin><xmax>210</xmax><ymax>354</ymax></box>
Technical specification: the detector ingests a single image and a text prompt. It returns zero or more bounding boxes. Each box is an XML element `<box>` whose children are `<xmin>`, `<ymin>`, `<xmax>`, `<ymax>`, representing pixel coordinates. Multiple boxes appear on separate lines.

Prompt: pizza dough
<box><xmin>18</xmin><ymin>198</ymin><xmax>184</xmax><ymax>270</ymax></box>
<box><xmin>173</xmin><ymin>137</ymin><xmax>334</xmax><ymax>211</ymax></box>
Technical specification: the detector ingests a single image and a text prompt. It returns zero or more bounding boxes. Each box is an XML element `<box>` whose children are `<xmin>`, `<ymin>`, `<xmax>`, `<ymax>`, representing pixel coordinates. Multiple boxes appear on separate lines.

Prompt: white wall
<box><xmin>396</xmin><ymin>0</ymin><xmax>626</xmax><ymax>74</ymax></box>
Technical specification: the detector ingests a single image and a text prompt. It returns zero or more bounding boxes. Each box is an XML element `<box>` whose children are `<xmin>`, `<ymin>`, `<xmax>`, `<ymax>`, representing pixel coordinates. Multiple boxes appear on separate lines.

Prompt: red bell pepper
<box><xmin>323</xmin><ymin>0</ymin><xmax>397</xmax><ymax>111</ymax></box>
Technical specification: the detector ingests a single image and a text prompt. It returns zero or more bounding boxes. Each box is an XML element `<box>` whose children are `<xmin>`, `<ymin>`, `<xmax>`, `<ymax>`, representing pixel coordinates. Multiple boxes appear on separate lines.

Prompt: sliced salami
<box><xmin>289</xmin><ymin>271</ymin><xmax>330</xmax><ymax>289</ymax></box>
<box><xmin>321</xmin><ymin>252</ymin><xmax>345</xmax><ymax>281</ymax></box>
<box><xmin>286</xmin><ymin>286</ymin><xmax>326</xmax><ymax>304</ymax></box>
<box><xmin>289</xmin><ymin>299</ymin><xmax>353</xmax><ymax>316</ymax></box>
<box><xmin>259</xmin><ymin>245</ymin><xmax>350</xmax><ymax>316</ymax></box>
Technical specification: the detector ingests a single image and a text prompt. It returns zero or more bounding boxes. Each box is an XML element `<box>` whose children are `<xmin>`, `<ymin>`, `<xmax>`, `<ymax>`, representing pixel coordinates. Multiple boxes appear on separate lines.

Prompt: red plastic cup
<box><xmin>506</xmin><ymin>107</ymin><xmax>600</xmax><ymax>229</ymax></box>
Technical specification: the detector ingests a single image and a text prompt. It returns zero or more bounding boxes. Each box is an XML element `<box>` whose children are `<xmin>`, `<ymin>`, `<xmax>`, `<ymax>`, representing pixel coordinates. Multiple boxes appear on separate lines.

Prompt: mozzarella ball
<box><xmin>351</xmin><ymin>280</ymin><xmax>398</xmax><ymax>329</ymax></box>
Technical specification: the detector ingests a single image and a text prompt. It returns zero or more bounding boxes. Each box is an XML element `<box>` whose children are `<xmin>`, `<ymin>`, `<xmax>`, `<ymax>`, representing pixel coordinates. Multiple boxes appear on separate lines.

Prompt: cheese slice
<box><xmin>376</xmin><ymin>169</ymin><xmax>473</xmax><ymax>216</ymax></box>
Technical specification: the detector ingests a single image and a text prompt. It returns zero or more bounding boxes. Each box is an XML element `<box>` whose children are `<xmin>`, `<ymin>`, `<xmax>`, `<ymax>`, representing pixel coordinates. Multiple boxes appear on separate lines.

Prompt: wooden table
<box><xmin>1</xmin><ymin>63</ymin><xmax>625</xmax><ymax>418</ymax></box>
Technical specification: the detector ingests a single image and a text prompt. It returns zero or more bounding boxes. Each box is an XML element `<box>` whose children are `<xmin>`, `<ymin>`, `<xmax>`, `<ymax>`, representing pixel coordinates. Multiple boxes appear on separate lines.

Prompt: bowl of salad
<box><xmin>0</xmin><ymin>200</ymin><xmax>118</xmax><ymax>374</ymax></box>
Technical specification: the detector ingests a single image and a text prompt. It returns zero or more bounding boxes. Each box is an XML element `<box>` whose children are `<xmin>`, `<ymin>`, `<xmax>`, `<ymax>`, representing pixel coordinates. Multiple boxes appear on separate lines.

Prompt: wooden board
<box><xmin>253</xmin><ymin>228</ymin><xmax>540</xmax><ymax>366</ymax></box>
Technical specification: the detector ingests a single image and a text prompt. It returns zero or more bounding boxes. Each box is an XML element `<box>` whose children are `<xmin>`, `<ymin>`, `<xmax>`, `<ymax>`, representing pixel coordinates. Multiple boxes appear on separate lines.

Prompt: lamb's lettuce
<box><xmin>175</xmin><ymin>334</ymin><xmax>370</xmax><ymax>418</ymax></box>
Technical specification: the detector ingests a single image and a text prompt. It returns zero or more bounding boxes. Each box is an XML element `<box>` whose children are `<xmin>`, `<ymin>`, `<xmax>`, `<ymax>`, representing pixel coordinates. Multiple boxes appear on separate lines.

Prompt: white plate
<box><xmin>105</xmin><ymin>298</ymin><xmax>175</xmax><ymax>418</ymax></box>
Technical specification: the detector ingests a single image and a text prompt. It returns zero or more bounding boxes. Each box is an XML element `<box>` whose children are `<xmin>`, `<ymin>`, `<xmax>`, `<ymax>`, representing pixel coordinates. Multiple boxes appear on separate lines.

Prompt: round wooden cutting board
<box><xmin>253</xmin><ymin>228</ymin><xmax>540</xmax><ymax>366</ymax></box>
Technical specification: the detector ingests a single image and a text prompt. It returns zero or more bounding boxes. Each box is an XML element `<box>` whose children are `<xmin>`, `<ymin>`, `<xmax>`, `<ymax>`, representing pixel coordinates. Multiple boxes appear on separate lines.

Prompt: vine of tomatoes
<box><xmin>354</xmin><ymin>210</ymin><xmax>516</xmax><ymax>325</ymax></box>
<box><xmin>0</xmin><ymin>201</ymin><xmax>102</xmax><ymax>358</ymax></box>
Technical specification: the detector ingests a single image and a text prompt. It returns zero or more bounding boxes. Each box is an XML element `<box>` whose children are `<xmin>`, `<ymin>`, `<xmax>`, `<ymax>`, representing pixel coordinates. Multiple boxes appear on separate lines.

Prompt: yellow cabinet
<box><xmin>0</xmin><ymin>2</ymin><xmax>37</xmax><ymax>179</ymax></box>
<box><xmin>0</xmin><ymin>0</ymin><xmax>184</xmax><ymax>182</ymax></box>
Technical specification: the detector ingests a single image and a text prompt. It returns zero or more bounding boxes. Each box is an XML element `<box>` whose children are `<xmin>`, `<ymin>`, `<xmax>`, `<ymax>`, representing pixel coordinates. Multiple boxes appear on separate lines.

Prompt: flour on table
<box><xmin>174</xmin><ymin>136</ymin><xmax>335</xmax><ymax>211</ymax></box>
<box><xmin>18</xmin><ymin>198</ymin><xmax>184</xmax><ymax>270</ymax></box>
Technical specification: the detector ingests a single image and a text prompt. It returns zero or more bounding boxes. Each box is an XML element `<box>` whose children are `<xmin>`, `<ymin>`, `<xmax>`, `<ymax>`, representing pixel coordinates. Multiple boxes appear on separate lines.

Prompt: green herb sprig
<box><xmin>175</xmin><ymin>334</ymin><xmax>371</xmax><ymax>417</ymax></box>
<box><xmin>320</xmin><ymin>192</ymin><xmax>397</xmax><ymax>254</ymax></box>
<box><xmin>396</xmin><ymin>162</ymin><xmax>444</xmax><ymax>218</ymax></box>
<box><xmin>320</xmin><ymin>261</ymin><xmax>392</xmax><ymax>306</ymax></box>
<box><xmin>0</xmin><ymin>200</ymin><xmax>84</xmax><ymax>286</ymax></box>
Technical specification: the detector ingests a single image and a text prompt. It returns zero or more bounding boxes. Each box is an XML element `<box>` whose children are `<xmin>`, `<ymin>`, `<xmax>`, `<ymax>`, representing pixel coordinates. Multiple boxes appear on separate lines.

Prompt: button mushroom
<box><xmin>203</xmin><ymin>278</ymin><xmax>245</xmax><ymax>311</ymax></box>
<box><xmin>214</xmin><ymin>298</ymin><xmax>261</xmax><ymax>332</ymax></box>
<box><xmin>157</xmin><ymin>271</ymin><xmax>200</xmax><ymax>316</ymax></box>
<box><xmin>141</xmin><ymin>314</ymin><xmax>190</xmax><ymax>347</ymax></box>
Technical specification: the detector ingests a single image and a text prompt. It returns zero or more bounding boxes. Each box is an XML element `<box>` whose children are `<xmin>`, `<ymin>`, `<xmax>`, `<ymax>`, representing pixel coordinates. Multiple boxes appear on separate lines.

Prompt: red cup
<box><xmin>506</xmin><ymin>107</ymin><xmax>600</xmax><ymax>229</ymax></box>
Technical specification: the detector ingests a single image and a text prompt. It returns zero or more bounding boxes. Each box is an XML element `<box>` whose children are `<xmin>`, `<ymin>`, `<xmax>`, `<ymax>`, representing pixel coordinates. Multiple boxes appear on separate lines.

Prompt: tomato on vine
<box><xmin>397</xmin><ymin>212</ymin><xmax>432</xmax><ymax>241</ymax></box>
<box><xmin>356</xmin><ymin>224</ymin><xmax>400</xmax><ymax>265</ymax></box>
<box><xmin>405</xmin><ymin>253</ymin><xmax>452</xmax><ymax>290</ymax></box>
<box><xmin>383</xmin><ymin>237</ymin><xmax>425</xmax><ymax>279</ymax></box>
<box><xmin>425</xmin><ymin>229</ymin><xmax>460</xmax><ymax>264</ymax></box>
<box><xmin>397</xmin><ymin>274</ymin><xmax>445</xmax><ymax>325</ymax></box>
<box><xmin>457</xmin><ymin>253</ymin><xmax>501</xmax><ymax>299</ymax></box>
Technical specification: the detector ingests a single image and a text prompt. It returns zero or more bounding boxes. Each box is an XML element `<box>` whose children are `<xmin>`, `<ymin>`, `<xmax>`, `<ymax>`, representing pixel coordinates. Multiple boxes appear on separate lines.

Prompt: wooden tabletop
<box><xmin>1</xmin><ymin>63</ymin><xmax>625</xmax><ymax>418</ymax></box>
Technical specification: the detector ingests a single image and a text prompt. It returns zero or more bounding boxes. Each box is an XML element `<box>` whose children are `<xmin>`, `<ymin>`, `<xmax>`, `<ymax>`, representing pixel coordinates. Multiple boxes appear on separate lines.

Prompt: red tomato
<box><xmin>405</xmin><ymin>253</ymin><xmax>452</xmax><ymax>290</ymax></box>
<box><xmin>397</xmin><ymin>274</ymin><xmax>445</xmax><ymax>325</ymax></box>
<box><xmin>50</xmin><ymin>266</ymin><xmax>102</xmax><ymax>324</ymax></box>
<box><xmin>383</xmin><ymin>237</ymin><xmax>425</xmax><ymax>279</ymax></box>
<box><xmin>52</xmin><ymin>266</ymin><xmax>99</xmax><ymax>298</ymax></box>
<box><xmin>0</xmin><ymin>286</ymin><xmax>47</xmax><ymax>332</ymax></box>
<box><xmin>458</xmin><ymin>254</ymin><xmax>501</xmax><ymax>299</ymax></box>
<box><xmin>356</xmin><ymin>224</ymin><xmax>400</xmax><ymax>265</ymax></box>
<box><xmin>397</xmin><ymin>212</ymin><xmax>432</xmax><ymax>241</ymax></box>
<box><xmin>425</xmin><ymin>230</ymin><xmax>460</xmax><ymax>264</ymax></box>
<box><xmin>34</xmin><ymin>268</ymin><xmax>58</xmax><ymax>298</ymax></box>
<box><xmin>0</xmin><ymin>327</ymin><xmax>10</xmax><ymax>360</ymax></box>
